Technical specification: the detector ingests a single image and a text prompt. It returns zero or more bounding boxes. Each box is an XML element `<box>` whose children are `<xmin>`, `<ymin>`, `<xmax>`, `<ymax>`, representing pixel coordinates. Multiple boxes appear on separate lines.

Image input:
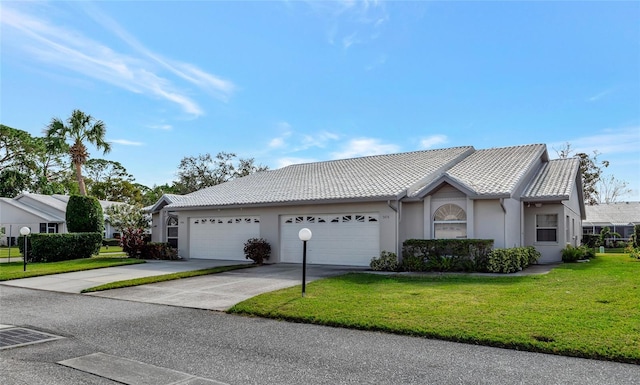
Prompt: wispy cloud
<box><xmin>549</xmin><ymin>126</ymin><xmax>640</xmax><ymax>156</ymax></box>
<box><xmin>307</xmin><ymin>0</ymin><xmax>388</xmax><ymax>49</ymax></box>
<box><xmin>419</xmin><ymin>134</ymin><xmax>448</xmax><ymax>149</ymax></box>
<box><xmin>587</xmin><ymin>88</ymin><xmax>615</xmax><ymax>103</ymax></box>
<box><xmin>331</xmin><ymin>137</ymin><xmax>400</xmax><ymax>159</ymax></box>
<box><xmin>148</xmin><ymin>124</ymin><xmax>173</xmax><ymax>131</ymax></box>
<box><xmin>110</xmin><ymin>139</ymin><xmax>144</xmax><ymax>146</ymax></box>
<box><xmin>0</xmin><ymin>3</ymin><xmax>235</xmax><ymax>117</ymax></box>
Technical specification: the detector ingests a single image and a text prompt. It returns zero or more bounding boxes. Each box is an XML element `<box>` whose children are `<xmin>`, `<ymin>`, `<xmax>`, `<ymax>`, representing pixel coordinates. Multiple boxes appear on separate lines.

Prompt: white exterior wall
<box><xmin>473</xmin><ymin>200</ymin><xmax>506</xmax><ymax>247</ymax></box>
<box><xmin>400</xmin><ymin>201</ymin><xmax>424</xmax><ymax>243</ymax></box>
<box><xmin>175</xmin><ymin>201</ymin><xmax>398</xmax><ymax>261</ymax></box>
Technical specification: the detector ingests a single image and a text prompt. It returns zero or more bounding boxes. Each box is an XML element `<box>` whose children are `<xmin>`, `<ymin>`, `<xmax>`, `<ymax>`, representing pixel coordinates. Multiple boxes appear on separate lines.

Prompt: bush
<box><xmin>486</xmin><ymin>247</ymin><xmax>539</xmax><ymax>273</ymax></box>
<box><xmin>140</xmin><ymin>242</ymin><xmax>179</xmax><ymax>260</ymax></box>
<box><xmin>26</xmin><ymin>233</ymin><xmax>102</xmax><ymax>262</ymax></box>
<box><xmin>66</xmin><ymin>195</ymin><xmax>104</xmax><ymax>233</ymax></box>
<box><xmin>17</xmin><ymin>235</ymin><xmax>32</xmax><ymax>260</ymax></box>
<box><xmin>561</xmin><ymin>245</ymin><xmax>584</xmax><ymax>263</ymax></box>
<box><xmin>120</xmin><ymin>227</ymin><xmax>146</xmax><ymax>258</ymax></box>
<box><xmin>402</xmin><ymin>239</ymin><xmax>494</xmax><ymax>272</ymax></box>
<box><xmin>633</xmin><ymin>225</ymin><xmax>640</xmax><ymax>248</ymax></box>
<box><xmin>370</xmin><ymin>251</ymin><xmax>399</xmax><ymax>271</ymax></box>
<box><xmin>243</xmin><ymin>238</ymin><xmax>271</xmax><ymax>264</ymax></box>
<box><xmin>582</xmin><ymin>234</ymin><xmax>600</xmax><ymax>248</ymax></box>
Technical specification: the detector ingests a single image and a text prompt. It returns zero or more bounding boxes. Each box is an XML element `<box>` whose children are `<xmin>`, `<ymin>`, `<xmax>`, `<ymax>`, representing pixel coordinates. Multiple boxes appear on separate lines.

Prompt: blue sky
<box><xmin>1</xmin><ymin>1</ymin><xmax>639</xmax><ymax>200</ymax></box>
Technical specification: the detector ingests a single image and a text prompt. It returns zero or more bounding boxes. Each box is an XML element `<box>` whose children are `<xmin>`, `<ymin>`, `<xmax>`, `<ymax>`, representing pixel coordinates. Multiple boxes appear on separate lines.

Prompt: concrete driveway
<box><xmin>1</xmin><ymin>260</ymin><xmax>365</xmax><ymax>311</ymax></box>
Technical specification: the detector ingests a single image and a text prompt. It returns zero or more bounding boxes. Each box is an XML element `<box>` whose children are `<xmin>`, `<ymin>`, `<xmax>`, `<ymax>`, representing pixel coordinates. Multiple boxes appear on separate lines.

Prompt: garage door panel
<box><xmin>281</xmin><ymin>214</ymin><xmax>380</xmax><ymax>266</ymax></box>
<box><xmin>190</xmin><ymin>217</ymin><xmax>259</xmax><ymax>260</ymax></box>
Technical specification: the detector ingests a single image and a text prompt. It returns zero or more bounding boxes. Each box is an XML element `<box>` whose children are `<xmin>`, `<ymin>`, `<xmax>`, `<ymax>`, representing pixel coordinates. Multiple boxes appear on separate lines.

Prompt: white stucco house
<box><xmin>0</xmin><ymin>193</ymin><xmax>124</xmax><ymax>246</ymax></box>
<box><xmin>148</xmin><ymin>143</ymin><xmax>585</xmax><ymax>266</ymax></box>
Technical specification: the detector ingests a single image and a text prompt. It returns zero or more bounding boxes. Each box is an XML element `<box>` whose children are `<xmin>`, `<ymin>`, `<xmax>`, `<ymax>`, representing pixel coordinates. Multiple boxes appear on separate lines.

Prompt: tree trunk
<box><xmin>75</xmin><ymin>161</ymin><xmax>87</xmax><ymax>196</ymax></box>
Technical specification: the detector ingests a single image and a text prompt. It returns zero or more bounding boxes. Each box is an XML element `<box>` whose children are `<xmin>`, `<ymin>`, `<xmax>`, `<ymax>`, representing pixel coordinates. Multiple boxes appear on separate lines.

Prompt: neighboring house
<box><xmin>583</xmin><ymin>202</ymin><xmax>640</xmax><ymax>243</ymax></box>
<box><xmin>0</xmin><ymin>193</ymin><xmax>125</xmax><ymax>246</ymax></box>
<box><xmin>148</xmin><ymin>144</ymin><xmax>585</xmax><ymax>265</ymax></box>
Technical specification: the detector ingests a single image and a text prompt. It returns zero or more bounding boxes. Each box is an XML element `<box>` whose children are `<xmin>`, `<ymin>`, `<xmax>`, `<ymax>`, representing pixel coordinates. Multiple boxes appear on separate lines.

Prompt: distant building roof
<box><xmin>583</xmin><ymin>202</ymin><xmax>640</xmax><ymax>226</ymax></box>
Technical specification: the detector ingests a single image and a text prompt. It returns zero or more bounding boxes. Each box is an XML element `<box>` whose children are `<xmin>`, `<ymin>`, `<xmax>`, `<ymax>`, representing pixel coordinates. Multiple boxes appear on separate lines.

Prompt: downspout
<box><xmin>500</xmin><ymin>198</ymin><xmax>507</xmax><ymax>248</ymax></box>
<box><xmin>388</xmin><ymin>199</ymin><xmax>400</xmax><ymax>258</ymax></box>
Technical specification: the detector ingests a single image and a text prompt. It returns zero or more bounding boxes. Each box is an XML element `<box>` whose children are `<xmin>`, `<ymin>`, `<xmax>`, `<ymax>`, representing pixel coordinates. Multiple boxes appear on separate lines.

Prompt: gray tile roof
<box><xmin>522</xmin><ymin>157</ymin><xmax>581</xmax><ymax>200</ymax></box>
<box><xmin>165</xmin><ymin>143</ymin><xmax>579</xmax><ymax>210</ymax></box>
<box><xmin>584</xmin><ymin>202</ymin><xmax>640</xmax><ymax>225</ymax></box>
<box><xmin>168</xmin><ymin>146</ymin><xmax>474</xmax><ymax>208</ymax></box>
<box><xmin>444</xmin><ymin>144</ymin><xmax>547</xmax><ymax>197</ymax></box>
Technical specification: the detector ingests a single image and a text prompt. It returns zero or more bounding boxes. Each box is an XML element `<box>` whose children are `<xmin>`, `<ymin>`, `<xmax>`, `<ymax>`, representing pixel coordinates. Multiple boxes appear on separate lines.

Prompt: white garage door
<box><xmin>189</xmin><ymin>216</ymin><xmax>260</xmax><ymax>260</ymax></box>
<box><xmin>280</xmin><ymin>213</ymin><xmax>380</xmax><ymax>266</ymax></box>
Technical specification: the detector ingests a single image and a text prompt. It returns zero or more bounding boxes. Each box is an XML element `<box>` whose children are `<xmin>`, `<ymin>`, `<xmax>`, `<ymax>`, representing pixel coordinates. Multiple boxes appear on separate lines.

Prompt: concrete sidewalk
<box><xmin>0</xmin><ymin>259</ymin><xmax>248</xmax><ymax>293</ymax></box>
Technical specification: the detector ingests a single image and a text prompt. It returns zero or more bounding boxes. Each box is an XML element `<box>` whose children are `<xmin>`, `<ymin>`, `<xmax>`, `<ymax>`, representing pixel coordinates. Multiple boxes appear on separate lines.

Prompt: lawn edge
<box><xmin>228</xmin><ymin>308</ymin><xmax>639</xmax><ymax>365</ymax></box>
<box><xmin>0</xmin><ymin>259</ymin><xmax>146</xmax><ymax>281</ymax></box>
<box><xmin>81</xmin><ymin>263</ymin><xmax>255</xmax><ymax>293</ymax></box>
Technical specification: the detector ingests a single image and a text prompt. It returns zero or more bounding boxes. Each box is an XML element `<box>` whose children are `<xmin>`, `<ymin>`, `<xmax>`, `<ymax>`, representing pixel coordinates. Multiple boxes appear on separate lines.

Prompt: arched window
<box><xmin>433</xmin><ymin>203</ymin><xmax>467</xmax><ymax>239</ymax></box>
<box><xmin>167</xmin><ymin>216</ymin><xmax>178</xmax><ymax>248</ymax></box>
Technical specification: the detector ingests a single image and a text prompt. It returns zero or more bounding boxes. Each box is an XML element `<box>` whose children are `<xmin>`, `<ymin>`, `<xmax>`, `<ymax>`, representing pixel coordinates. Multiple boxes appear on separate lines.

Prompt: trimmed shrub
<box><xmin>140</xmin><ymin>242</ymin><xmax>179</xmax><ymax>260</ymax></box>
<box><xmin>243</xmin><ymin>238</ymin><xmax>271</xmax><ymax>264</ymax></box>
<box><xmin>66</xmin><ymin>195</ymin><xmax>104</xmax><ymax>233</ymax></box>
<box><xmin>27</xmin><ymin>233</ymin><xmax>102</xmax><ymax>262</ymax></box>
<box><xmin>633</xmin><ymin>224</ymin><xmax>640</xmax><ymax>248</ymax></box>
<box><xmin>17</xmin><ymin>235</ymin><xmax>32</xmax><ymax>261</ymax></box>
<box><xmin>370</xmin><ymin>251</ymin><xmax>399</xmax><ymax>271</ymax></box>
<box><xmin>486</xmin><ymin>246</ymin><xmax>540</xmax><ymax>274</ymax></box>
<box><xmin>402</xmin><ymin>239</ymin><xmax>494</xmax><ymax>272</ymax></box>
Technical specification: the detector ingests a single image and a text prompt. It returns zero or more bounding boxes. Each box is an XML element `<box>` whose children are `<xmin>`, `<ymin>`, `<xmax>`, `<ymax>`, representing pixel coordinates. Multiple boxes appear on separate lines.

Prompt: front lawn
<box><xmin>230</xmin><ymin>254</ymin><xmax>640</xmax><ymax>364</ymax></box>
<box><xmin>0</xmin><ymin>257</ymin><xmax>145</xmax><ymax>281</ymax></box>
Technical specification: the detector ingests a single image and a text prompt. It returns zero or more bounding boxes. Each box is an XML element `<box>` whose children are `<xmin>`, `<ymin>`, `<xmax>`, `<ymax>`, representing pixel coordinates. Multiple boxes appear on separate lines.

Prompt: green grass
<box><xmin>81</xmin><ymin>264</ymin><xmax>255</xmax><ymax>293</ymax></box>
<box><xmin>229</xmin><ymin>254</ymin><xmax>640</xmax><ymax>364</ymax></box>
<box><xmin>0</xmin><ymin>257</ymin><xmax>145</xmax><ymax>281</ymax></box>
<box><xmin>100</xmin><ymin>245</ymin><xmax>124</xmax><ymax>253</ymax></box>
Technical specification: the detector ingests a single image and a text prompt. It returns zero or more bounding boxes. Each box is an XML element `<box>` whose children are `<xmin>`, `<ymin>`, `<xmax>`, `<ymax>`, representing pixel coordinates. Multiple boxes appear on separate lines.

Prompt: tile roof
<box><xmin>0</xmin><ymin>197</ymin><xmax>65</xmax><ymax>222</ymax></box>
<box><xmin>168</xmin><ymin>146</ymin><xmax>474</xmax><ymax>208</ymax></box>
<box><xmin>444</xmin><ymin>144</ymin><xmax>547</xmax><ymax>197</ymax></box>
<box><xmin>164</xmin><ymin>143</ymin><xmax>579</xmax><ymax>210</ymax></box>
<box><xmin>522</xmin><ymin>157</ymin><xmax>581</xmax><ymax>200</ymax></box>
<box><xmin>584</xmin><ymin>202</ymin><xmax>640</xmax><ymax>225</ymax></box>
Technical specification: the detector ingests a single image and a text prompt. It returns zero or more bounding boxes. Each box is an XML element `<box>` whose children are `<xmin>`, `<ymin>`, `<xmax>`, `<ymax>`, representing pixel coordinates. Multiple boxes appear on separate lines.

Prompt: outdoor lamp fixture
<box><xmin>20</xmin><ymin>226</ymin><xmax>30</xmax><ymax>272</ymax></box>
<box><xmin>298</xmin><ymin>228</ymin><xmax>312</xmax><ymax>297</ymax></box>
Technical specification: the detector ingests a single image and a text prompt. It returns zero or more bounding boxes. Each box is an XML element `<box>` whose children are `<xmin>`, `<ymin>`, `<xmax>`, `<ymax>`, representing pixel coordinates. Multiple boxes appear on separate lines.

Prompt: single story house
<box><xmin>148</xmin><ymin>143</ymin><xmax>585</xmax><ymax>265</ymax></box>
<box><xmin>0</xmin><ymin>193</ymin><xmax>124</xmax><ymax>246</ymax></box>
<box><xmin>583</xmin><ymin>201</ymin><xmax>640</xmax><ymax>243</ymax></box>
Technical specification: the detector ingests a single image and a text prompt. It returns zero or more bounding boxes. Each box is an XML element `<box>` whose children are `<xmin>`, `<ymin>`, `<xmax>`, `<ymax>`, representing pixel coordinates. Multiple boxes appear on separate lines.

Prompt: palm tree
<box><xmin>45</xmin><ymin>110</ymin><xmax>111</xmax><ymax>196</ymax></box>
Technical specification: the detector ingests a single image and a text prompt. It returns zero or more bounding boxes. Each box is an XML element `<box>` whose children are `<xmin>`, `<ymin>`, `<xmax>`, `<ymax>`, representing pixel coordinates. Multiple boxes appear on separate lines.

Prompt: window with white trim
<box><xmin>433</xmin><ymin>203</ymin><xmax>467</xmax><ymax>239</ymax></box>
<box><xmin>167</xmin><ymin>216</ymin><xmax>178</xmax><ymax>248</ymax></box>
<box><xmin>536</xmin><ymin>214</ymin><xmax>557</xmax><ymax>242</ymax></box>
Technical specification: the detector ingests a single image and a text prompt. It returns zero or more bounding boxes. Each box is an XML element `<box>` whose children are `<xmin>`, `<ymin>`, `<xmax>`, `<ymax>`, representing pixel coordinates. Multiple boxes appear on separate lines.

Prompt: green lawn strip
<box><xmin>81</xmin><ymin>264</ymin><xmax>255</xmax><ymax>293</ymax></box>
<box><xmin>99</xmin><ymin>246</ymin><xmax>124</xmax><ymax>253</ymax></box>
<box><xmin>1</xmin><ymin>246</ymin><xmax>124</xmax><ymax>258</ymax></box>
<box><xmin>0</xmin><ymin>258</ymin><xmax>145</xmax><ymax>281</ymax></box>
<box><xmin>0</xmin><ymin>247</ymin><xmax>21</xmax><ymax>258</ymax></box>
<box><xmin>229</xmin><ymin>255</ymin><xmax>640</xmax><ymax>364</ymax></box>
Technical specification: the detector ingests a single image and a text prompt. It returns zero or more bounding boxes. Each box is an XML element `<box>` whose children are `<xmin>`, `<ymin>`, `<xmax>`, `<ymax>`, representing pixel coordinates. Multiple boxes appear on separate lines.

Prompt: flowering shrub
<box><xmin>120</xmin><ymin>227</ymin><xmax>146</xmax><ymax>258</ymax></box>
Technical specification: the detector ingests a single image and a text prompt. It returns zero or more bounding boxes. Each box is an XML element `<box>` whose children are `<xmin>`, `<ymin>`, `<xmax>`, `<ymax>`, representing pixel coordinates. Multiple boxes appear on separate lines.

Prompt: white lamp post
<box><xmin>298</xmin><ymin>228</ymin><xmax>312</xmax><ymax>297</ymax></box>
<box><xmin>20</xmin><ymin>226</ymin><xmax>30</xmax><ymax>271</ymax></box>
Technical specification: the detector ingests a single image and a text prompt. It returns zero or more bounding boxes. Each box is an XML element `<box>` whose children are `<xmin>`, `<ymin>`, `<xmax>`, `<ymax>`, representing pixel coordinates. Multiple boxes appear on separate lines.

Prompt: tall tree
<box><xmin>44</xmin><ymin>110</ymin><xmax>111</xmax><ymax>196</ymax></box>
<box><xmin>554</xmin><ymin>143</ymin><xmax>610</xmax><ymax>206</ymax></box>
<box><xmin>173</xmin><ymin>152</ymin><xmax>268</xmax><ymax>194</ymax></box>
<box><xmin>596</xmin><ymin>175</ymin><xmax>632</xmax><ymax>204</ymax></box>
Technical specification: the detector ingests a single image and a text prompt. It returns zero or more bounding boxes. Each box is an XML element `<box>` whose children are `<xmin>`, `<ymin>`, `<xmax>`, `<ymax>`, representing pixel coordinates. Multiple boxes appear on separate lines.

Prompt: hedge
<box><xmin>486</xmin><ymin>246</ymin><xmax>540</xmax><ymax>273</ymax></box>
<box><xmin>401</xmin><ymin>239</ymin><xmax>494</xmax><ymax>272</ymax></box>
<box><xmin>24</xmin><ymin>233</ymin><xmax>102</xmax><ymax>262</ymax></box>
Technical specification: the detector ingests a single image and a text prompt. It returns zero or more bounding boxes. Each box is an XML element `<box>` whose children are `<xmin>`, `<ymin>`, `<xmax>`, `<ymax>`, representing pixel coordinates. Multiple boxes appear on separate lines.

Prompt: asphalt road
<box><xmin>1</xmin><ymin>286</ymin><xmax>638</xmax><ymax>385</ymax></box>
